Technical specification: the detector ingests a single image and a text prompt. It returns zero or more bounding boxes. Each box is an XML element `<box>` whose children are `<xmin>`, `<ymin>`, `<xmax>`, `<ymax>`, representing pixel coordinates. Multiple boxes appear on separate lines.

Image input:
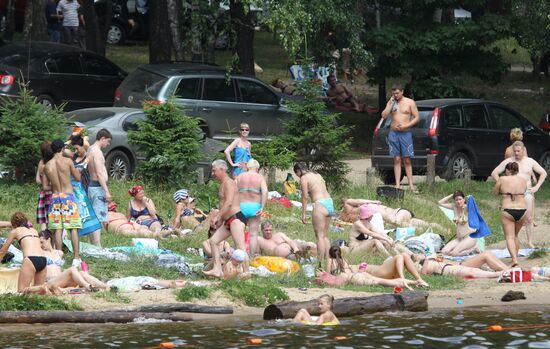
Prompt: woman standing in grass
<box><xmin>224</xmin><ymin>123</ymin><xmax>251</xmax><ymax>178</ymax></box>
<box><xmin>0</xmin><ymin>212</ymin><xmax>47</xmax><ymax>292</ymax></box>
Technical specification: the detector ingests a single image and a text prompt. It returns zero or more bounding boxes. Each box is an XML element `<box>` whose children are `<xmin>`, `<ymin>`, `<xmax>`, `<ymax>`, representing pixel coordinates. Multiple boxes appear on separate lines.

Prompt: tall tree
<box><xmin>149</xmin><ymin>0</ymin><xmax>172</xmax><ymax>63</ymax></box>
<box><xmin>23</xmin><ymin>0</ymin><xmax>48</xmax><ymax>41</ymax></box>
<box><xmin>3</xmin><ymin>0</ymin><xmax>16</xmax><ymax>41</ymax></box>
<box><xmin>510</xmin><ymin>0</ymin><xmax>550</xmax><ymax>75</ymax></box>
<box><xmin>82</xmin><ymin>0</ymin><xmax>112</xmax><ymax>56</ymax></box>
<box><xmin>167</xmin><ymin>0</ymin><xmax>184</xmax><ymax>61</ymax></box>
<box><xmin>229</xmin><ymin>0</ymin><xmax>256</xmax><ymax>75</ymax></box>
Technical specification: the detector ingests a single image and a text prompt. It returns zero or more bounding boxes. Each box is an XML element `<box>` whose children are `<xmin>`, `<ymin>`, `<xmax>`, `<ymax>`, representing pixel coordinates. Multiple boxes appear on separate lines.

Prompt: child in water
<box><xmin>293</xmin><ymin>294</ymin><xmax>340</xmax><ymax>325</ymax></box>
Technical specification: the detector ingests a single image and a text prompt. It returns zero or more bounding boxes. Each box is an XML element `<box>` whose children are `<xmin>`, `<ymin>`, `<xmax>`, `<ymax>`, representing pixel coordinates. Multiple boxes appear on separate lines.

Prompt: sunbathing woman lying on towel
<box><xmin>412</xmin><ymin>251</ymin><xmax>507</xmax><ymax>278</ymax></box>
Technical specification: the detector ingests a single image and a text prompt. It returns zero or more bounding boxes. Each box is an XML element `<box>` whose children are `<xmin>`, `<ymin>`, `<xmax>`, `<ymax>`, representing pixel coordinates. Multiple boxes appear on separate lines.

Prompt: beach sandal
<box><xmin>141</xmin><ymin>284</ymin><xmax>158</xmax><ymax>290</ymax></box>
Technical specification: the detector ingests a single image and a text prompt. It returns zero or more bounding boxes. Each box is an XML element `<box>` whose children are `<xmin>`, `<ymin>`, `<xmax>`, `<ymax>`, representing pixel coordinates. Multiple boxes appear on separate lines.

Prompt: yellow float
<box><xmin>250</xmin><ymin>256</ymin><xmax>300</xmax><ymax>274</ymax></box>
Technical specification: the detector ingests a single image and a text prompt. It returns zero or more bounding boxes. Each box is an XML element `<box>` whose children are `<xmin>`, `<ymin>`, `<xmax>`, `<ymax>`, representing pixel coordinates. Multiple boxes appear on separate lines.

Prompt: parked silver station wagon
<box><xmin>113</xmin><ymin>63</ymin><xmax>292</xmax><ymax>140</ymax></box>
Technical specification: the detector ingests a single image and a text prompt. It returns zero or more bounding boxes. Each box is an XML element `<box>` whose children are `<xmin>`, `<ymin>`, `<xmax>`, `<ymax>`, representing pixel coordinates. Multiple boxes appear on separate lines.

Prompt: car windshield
<box><xmin>65</xmin><ymin>110</ymin><xmax>115</xmax><ymax>126</ymax></box>
<box><xmin>121</xmin><ymin>68</ymin><xmax>167</xmax><ymax>96</ymax></box>
<box><xmin>379</xmin><ymin>107</ymin><xmax>433</xmax><ymax>129</ymax></box>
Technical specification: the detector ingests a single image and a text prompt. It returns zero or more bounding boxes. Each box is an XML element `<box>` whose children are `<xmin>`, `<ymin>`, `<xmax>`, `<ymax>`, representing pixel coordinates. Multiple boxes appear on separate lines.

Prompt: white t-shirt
<box><xmin>57</xmin><ymin>0</ymin><xmax>80</xmax><ymax>27</ymax></box>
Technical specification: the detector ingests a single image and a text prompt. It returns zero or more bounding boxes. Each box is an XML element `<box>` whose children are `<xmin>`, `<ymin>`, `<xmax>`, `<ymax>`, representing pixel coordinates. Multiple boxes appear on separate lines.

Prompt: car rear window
<box><xmin>120</xmin><ymin>68</ymin><xmax>167</xmax><ymax>96</ymax></box>
<box><xmin>65</xmin><ymin>110</ymin><xmax>115</xmax><ymax>125</ymax></box>
<box><xmin>379</xmin><ymin>108</ymin><xmax>433</xmax><ymax>129</ymax></box>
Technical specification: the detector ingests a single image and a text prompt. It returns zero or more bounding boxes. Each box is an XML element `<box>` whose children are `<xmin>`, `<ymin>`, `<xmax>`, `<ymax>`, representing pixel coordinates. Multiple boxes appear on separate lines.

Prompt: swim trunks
<box><xmin>240</xmin><ymin>202</ymin><xmax>262</xmax><ymax>219</ymax></box>
<box><xmin>47</xmin><ymin>192</ymin><xmax>82</xmax><ymax>230</ymax></box>
<box><xmin>315</xmin><ymin>198</ymin><xmax>334</xmax><ymax>215</ymax></box>
<box><xmin>388</xmin><ymin>130</ymin><xmax>414</xmax><ymax>157</ymax></box>
<box><xmin>224</xmin><ymin>211</ymin><xmax>247</xmax><ymax>229</ymax></box>
<box><xmin>36</xmin><ymin>190</ymin><xmax>52</xmax><ymax>224</ymax></box>
<box><xmin>88</xmin><ymin>185</ymin><xmax>108</xmax><ymax>223</ymax></box>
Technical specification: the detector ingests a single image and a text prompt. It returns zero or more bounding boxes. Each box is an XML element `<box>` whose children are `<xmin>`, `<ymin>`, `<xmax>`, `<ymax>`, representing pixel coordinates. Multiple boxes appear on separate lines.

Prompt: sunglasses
<box><xmin>240</xmin><ymin>128</ymin><xmax>249</xmax><ymax>131</ymax></box>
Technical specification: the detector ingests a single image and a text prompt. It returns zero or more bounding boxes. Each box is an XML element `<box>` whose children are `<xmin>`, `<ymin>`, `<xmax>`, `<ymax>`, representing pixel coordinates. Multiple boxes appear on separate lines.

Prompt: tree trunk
<box><xmin>0</xmin><ymin>311</ymin><xmax>192</xmax><ymax>323</ymax></box>
<box><xmin>125</xmin><ymin>303</ymin><xmax>233</xmax><ymax>314</ymax></box>
<box><xmin>149</xmin><ymin>0</ymin><xmax>172</xmax><ymax>63</ymax></box>
<box><xmin>531</xmin><ymin>54</ymin><xmax>541</xmax><ymax>76</ymax></box>
<box><xmin>229</xmin><ymin>0</ymin><xmax>255</xmax><ymax>75</ymax></box>
<box><xmin>166</xmin><ymin>0</ymin><xmax>183</xmax><ymax>61</ymax></box>
<box><xmin>263</xmin><ymin>292</ymin><xmax>429</xmax><ymax>320</ymax></box>
<box><xmin>378</xmin><ymin>76</ymin><xmax>386</xmax><ymax>113</ymax></box>
<box><xmin>4</xmin><ymin>0</ymin><xmax>16</xmax><ymax>41</ymax></box>
<box><xmin>82</xmin><ymin>0</ymin><xmax>105</xmax><ymax>55</ymax></box>
<box><xmin>23</xmin><ymin>0</ymin><xmax>48</xmax><ymax>41</ymax></box>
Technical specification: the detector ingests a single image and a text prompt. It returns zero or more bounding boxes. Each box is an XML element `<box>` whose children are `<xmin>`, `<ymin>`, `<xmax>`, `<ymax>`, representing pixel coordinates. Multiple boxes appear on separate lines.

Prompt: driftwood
<box><xmin>263</xmin><ymin>292</ymin><xmax>428</xmax><ymax>320</ymax></box>
<box><xmin>124</xmin><ymin>303</ymin><xmax>233</xmax><ymax>314</ymax></box>
<box><xmin>0</xmin><ymin>311</ymin><xmax>192</xmax><ymax>324</ymax></box>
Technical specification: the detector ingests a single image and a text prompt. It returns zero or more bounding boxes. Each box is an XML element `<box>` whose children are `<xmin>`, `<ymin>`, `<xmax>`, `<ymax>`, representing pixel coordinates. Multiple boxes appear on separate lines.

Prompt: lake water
<box><xmin>1</xmin><ymin>306</ymin><xmax>550</xmax><ymax>348</ymax></box>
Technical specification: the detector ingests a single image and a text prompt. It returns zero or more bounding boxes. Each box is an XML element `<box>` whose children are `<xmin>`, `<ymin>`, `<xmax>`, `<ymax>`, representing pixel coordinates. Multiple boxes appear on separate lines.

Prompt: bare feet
<box><xmin>203</xmin><ymin>269</ymin><xmax>223</xmax><ymax>278</ymax></box>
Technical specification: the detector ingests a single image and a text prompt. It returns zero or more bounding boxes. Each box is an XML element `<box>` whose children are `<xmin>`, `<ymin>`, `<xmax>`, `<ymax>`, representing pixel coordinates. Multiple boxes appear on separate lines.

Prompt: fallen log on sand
<box><xmin>263</xmin><ymin>292</ymin><xmax>428</xmax><ymax>320</ymax></box>
<box><xmin>123</xmin><ymin>303</ymin><xmax>233</xmax><ymax>314</ymax></box>
<box><xmin>0</xmin><ymin>311</ymin><xmax>192</xmax><ymax>324</ymax></box>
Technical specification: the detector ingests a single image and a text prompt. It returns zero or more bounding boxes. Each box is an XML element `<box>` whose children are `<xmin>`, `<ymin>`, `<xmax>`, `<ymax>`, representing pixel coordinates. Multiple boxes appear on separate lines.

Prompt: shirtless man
<box><xmin>203</xmin><ymin>160</ymin><xmax>247</xmax><ymax>278</ymax></box>
<box><xmin>381</xmin><ymin>84</ymin><xmax>420</xmax><ymax>191</ymax></box>
<box><xmin>36</xmin><ymin>141</ymin><xmax>53</xmax><ymax>230</ymax></box>
<box><xmin>491</xmin><ymin>141</ymin><xmax>547</xmax><ymax>248</ymax></box>
<box><xmin>236</xmin><ymin>159</ymin><xmax>268</xmax><ymax>257</ymax></box>
<box><xmin>326</xmin><ymin>74</ymin><xmax>361</xmax><ymax>112</ymax></box>
<box><xmin>43</xmin><ymin>139</ymin><xmax>82</xmax><ymax>265</ymax></box>
<box><xmin>87</xmin><ymin>129</ymin><xmax>112</xmax><ymax>247</ymax></box>
<box><xmin>258</xmin><ymin>220</ymin><xmax>317</xmax><ymax>258</ymax></box>
<box><xmin>294</xmin><ymin>162</ymin><xmax>332</xmax><ymax>264</ymax></box>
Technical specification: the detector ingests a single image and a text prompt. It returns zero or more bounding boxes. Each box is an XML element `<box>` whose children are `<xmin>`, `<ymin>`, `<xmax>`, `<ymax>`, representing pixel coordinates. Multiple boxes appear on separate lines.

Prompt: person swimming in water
<box><xmin>224</xmin><ymin>122</ymin><xmax>252</xmax><ymax>178</ymax></box>
<box><xmin>293</xmin><ymin>294</ymin><xmax>340</xmax><ymax>325</ymax></box>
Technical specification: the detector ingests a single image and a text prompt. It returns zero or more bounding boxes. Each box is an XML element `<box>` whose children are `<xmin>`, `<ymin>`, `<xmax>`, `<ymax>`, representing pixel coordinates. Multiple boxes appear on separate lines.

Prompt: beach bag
<box><xmin>404</xmin><ymin>229</ymin><xmax>443</xmax><ymax>254</ymax></box>
<box><xmin>315</xmin><ymin>271</ymin><xmax>346</xmax><ymax>286</ymax></box>
<box><xmin>498</xmin><ymin>268</ymin><xmax>532</xmax><ymax>283</ymax></box>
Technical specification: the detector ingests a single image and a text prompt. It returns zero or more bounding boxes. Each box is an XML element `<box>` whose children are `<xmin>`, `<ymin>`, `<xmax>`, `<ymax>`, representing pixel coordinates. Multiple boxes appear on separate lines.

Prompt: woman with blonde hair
<box><xmin>224</xmin><ymin>122</ymin><xmax>251</xmax><ymax>177</ymax></box>
<box><xmin>504</xmin><ymin>128</ymin><xmax>527</xmax><ymax>158</ymax></box>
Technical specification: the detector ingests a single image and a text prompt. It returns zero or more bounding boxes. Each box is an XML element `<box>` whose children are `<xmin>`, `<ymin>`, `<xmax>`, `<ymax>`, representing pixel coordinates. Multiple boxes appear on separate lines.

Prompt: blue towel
<box><xmin>467</xmin><ymin>196</ymin><xmax>491</xmax><ymax>238</ymax></box>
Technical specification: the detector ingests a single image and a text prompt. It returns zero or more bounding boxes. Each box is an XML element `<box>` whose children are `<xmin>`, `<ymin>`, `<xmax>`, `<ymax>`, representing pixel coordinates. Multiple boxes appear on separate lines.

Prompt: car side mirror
<box><xmin>524</xmin><ymin>124</ymin><xmax>535</xmax><ymax>133</ymax></box>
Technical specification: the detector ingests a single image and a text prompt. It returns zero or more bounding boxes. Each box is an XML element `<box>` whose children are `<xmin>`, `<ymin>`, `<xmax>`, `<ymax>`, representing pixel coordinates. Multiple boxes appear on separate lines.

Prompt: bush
<box><xmin>218</xmin><ymin>279</ymin><xmax>288</xmax><ymax>307</ymax></box>
<box><xmin>0</xmin><ymin>294</ymin><xmax>82</xmax><ymax>311</ymax></box>
<box><xmin>279</xmin><ymin>82</ymin><xmax>352</xmax><ymax>189</ymax></box>
<box><xmin>253</xmin><ymin>137</ymin><xmax>296</xmax><ymax>172</ymax></box>
<box><xmin>176</xmin><ymin>285</ymin><xmax>211</xmax><ymax>302</ymax></box>
<box><xmin>128</xmin><ymin>99</ymin><xmax>203</xmax><ymax>185</ymax></box>
<box><xmin>405</xmin><ymin>77</ymin><xmax>473</xmax><ymax>100</ymax></box>
<box><xmin>0</xmin><ymin>84</ymin><xmax>67</xmax><ymax>181</ymax></box>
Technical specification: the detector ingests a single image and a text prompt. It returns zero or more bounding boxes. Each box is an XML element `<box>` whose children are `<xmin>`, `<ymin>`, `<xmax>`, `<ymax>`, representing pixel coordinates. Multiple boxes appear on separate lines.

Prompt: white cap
<box><xmin>231</xmin><ymin>249</ymin><xmax>247</xmax><ymax>262</ymax></box>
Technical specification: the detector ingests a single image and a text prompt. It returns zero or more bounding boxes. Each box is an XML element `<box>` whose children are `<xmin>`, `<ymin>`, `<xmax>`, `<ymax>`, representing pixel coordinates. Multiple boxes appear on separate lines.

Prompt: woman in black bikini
<box><xmin>0</xmin><ymin>212</ymin><xmax>48</xmax><ymax>292</ymax></box>
<box><xmin>493</xmin><ymin>161</ymin><xmax>527</xmax><ymax>267</ymax></box>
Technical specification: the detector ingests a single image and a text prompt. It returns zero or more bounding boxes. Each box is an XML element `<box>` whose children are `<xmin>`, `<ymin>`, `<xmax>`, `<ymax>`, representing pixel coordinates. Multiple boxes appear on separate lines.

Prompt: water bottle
<box><xmin>80</xmin><ymin>260</ymin><xmax>88</xmax><ymax>272</ymax></box>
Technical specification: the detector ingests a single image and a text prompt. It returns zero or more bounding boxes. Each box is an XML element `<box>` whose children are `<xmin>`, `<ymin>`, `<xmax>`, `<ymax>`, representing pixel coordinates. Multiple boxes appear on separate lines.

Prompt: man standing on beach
<box><xmin>381</xmin><ymin>84</ymin><xmax>420</xmax><ymax>192</ymax></box>
<box><xmin>44</xmin><ymin>140</ymin><xmax>82</xmax><ymax>266</ymax></box>
<box><xmin>203</xmin><ymin>160</ymin><xmax>248</xmax><ymax>278</ymax></box>
<box><xmin>491</xmin><ymin>141</ymin><xmax>547</xmax><ymax>248</ymax></box>
<box><xmin>87</xmin><ymin>129</ymin><xmax>112</xmax><ymax>247</ymax></box>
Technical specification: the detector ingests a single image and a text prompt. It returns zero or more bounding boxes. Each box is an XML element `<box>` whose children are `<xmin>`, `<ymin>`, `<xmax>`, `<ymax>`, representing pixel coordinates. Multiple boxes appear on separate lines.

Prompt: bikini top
<box><xmin>130</xmin><ymin>203</ymin><xmax>150</xmax><ymax>218</ymax></box>
<box><xmin>17</xmin><ymin>234</ymin><xmax>39</xmax><ymax>244</ymax></box>
<box><xmin>453</xmin><ymin>207</ymin><xmax>468</xmax><ymax>225</ymax></box>
<box><xmin>46</xmin><ymin>256</ymin><xmax>64</xmax><ymax>267</ymax></box>
<box><xmin>238</xmin><ymin>187</ymin><xmax>261</xmax><ymax>193</ymax></box>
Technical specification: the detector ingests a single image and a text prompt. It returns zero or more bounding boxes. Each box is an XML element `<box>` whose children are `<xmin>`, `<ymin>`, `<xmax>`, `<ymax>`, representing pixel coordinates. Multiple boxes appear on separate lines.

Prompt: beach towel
<box><xmin>466</xmin><ymin>196</ymin><xmax>491</xmax><ymax>239</ymax></box>
<box><xmin>72</xmin><ymin>179</ymin><xmax>101</xmax><ymax>236</ymax></box>
<box><xmin>0</xmin><ymin>268</ymin><xmax>19</xmax><ymax>294</ymax></box>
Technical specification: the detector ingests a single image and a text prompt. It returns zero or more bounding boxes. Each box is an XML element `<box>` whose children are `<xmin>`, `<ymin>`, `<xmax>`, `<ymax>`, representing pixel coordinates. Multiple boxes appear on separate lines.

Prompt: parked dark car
<box><xmin>372</xmin><ymin>98</ymin><xmax>550</xmax><ymax>183</ymax></box>
<box><xmin>66</xmin><ymin>107</ymin><xmax>226</xmax><ymax>179</ymax></box>
<box><xmin>113</xmin><ymin>62</ymin><xmax>291</xmax><ymax>141</ymax></box>
<box><xmin>539</xmin><ymin>105</ymin><xmax>550</xmax><ymax>134</ymax></box>
<box><xmin>0</xmin><ymin>42</ymin><xmax>126</xmax><ymax>110</ymax></box>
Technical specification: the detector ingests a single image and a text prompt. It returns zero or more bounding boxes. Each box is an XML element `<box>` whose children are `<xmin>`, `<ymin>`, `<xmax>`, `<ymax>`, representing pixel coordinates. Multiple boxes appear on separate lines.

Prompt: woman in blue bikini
<box><xmin>126</xmin><ymin>185</ymin><xmax>162</xmax><ymax>234</ymax></box>
<box><xmin>224</xmin><ymin>122</ymin><xmax>251</xmax><ymax>178</ymax></box>
<box><xmin>236</xmin><ymin>159</ymin><xmax>268</xmax><ymax>256</ymax></box>
<box><xmin>294</xmin><ymin>162</ymin><xmax>333</xmax><ymax>265</ymax></box>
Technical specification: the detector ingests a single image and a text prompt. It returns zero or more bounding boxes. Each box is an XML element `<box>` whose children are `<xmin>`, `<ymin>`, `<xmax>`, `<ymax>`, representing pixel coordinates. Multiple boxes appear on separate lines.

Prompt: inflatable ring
<box><xmin>250</xmin><ymin>256</ymin><xmax>300</xmax><ymax>274</ymax></box>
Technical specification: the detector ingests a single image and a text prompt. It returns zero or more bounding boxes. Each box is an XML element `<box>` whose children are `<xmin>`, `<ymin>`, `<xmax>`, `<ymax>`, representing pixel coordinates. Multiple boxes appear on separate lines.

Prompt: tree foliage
<box><xmin>0</xmin><ymin>84</ymin><xmax>67</xmax><ymax>181</ymax></box>
<box><xmin>128</xmin><ymin>99</ymin><xmax>203</xmax><ymax>185</ymax></box>
<box><xmin>278</xmin><ymin>83</ymin><xmax>352</xmax><ymax>189</ymax></box>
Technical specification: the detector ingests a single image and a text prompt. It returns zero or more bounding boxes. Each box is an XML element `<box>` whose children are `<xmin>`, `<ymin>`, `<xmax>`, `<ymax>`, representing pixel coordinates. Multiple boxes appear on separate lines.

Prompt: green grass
<box><xmin>176</xmin><ymin>285</ymin><xmax>212</xmax><ymax>302</ymax></box>
<box><xmin>217</xmin><ymin>278</ymin><xmax>289</xmax><ymax>307</ymax></box>
<box><xmin>0</xmin><ymin>294</ymin><xmax>82</xmax><ymax>311</ymax></box>
<box><xmin>91</xmin><ymin>289</ymin><xmax>131</xmax><ymax>304</ymax></box>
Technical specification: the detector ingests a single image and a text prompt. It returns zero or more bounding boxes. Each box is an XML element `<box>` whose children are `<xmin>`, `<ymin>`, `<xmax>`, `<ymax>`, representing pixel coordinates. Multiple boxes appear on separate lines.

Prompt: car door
<box><xmin>80</xmin><ymin>53</ymin><xmax>125</xmax><ymax>107</ymax></box>
<box><xmin>120</xmin><ymin>111</ymin><xmax>147</xmax><ymax>161</ymax></box>
<box><xmin>198</xmin><ymin>77</ymin><xmax>242</xmax><ymax>140</ymax></box>
<box><xmin>236</xmin><ymin>77</ymin><xmax>290</xmax><ymax>139</ymax></box>
<box><xmin>461</xmin><ymin>104</ymin><xmax>497</xmax><ymax>174</ymax></box>
<box><xmin>44</xmin><ymin>54</ymin><xmax>84</xmax><ymax>110</ymax></box>
<box><xmin>170</xmin><ymin>76</ymin><xmax>201</xmax><ymax>119</ymax></box>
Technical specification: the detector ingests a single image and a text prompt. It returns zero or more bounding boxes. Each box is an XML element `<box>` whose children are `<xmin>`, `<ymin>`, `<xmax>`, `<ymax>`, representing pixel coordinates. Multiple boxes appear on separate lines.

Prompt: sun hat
<box><xmin>173</xmin><ymin>189</ymin><xmax>189</xmax><ymax>203</ymax></box>
<box><xmin>231</xmin><ymin>249</ymin><xmax>248</xmax><ymax>262</ymax></box>
<box><xmin>359</xmin><ymin>204</ymin><xmax>375</xmax><ymax>220</ymax></box>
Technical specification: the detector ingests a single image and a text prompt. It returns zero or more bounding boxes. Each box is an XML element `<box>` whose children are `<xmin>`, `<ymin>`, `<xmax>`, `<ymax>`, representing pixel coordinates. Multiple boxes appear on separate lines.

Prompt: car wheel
<box><xmin>36</xmin><ymin>94</ymin><xmax>56</xmax><ymax>109</ymax></box>
<box><xmin>444</xmin><ymin>152</ymin><xmax>472</xmax><ymax>180</ymax></box>
<box><xmin>539</xmin><ymin>151</ymin><xmax>550</xmax><ymax>173</ymax></box>
<box><xmin>107</xmin><ymin>23</ymin><xmax>125</xmax><ymax>44</ymax></box>
<box><xmin>106</xmin><ymin>150</ymin><xmax>132</xmax><ymax>180</ymax></box>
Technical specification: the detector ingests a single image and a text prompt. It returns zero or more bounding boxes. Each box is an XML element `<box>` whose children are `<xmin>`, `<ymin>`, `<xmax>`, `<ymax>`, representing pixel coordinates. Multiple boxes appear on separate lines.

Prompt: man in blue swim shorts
<box><xmin>381</xmin><ymin>84</ymin><xmax>420</xmax><ymax>192</ymax></box>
